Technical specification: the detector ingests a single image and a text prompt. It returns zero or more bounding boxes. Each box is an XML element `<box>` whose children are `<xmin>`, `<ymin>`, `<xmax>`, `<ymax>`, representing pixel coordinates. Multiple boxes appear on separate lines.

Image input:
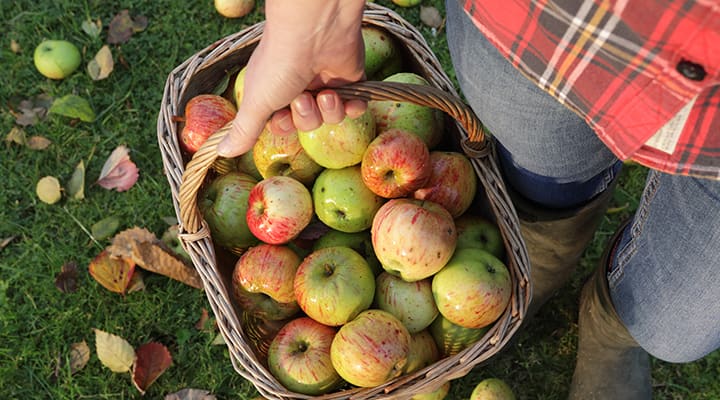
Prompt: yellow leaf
<box><xmin>88</xmin><ymin>250</ymin><xmax>135</xmax><ymax>295</ymax></box>
<box><xmin>94</xmin><ymin>328</ymin><xmax>136</xmax><ymax>373</ymax></box>
<box><xmin>36</xmin><ymin>176</ymin><xmax>62</xmax><ymax>204</ymax></box>
<box><xmin>87</xmin><ymin>45</ymin><xmax>114</xmax><ymax>80</ymax></box>
<box><xmin>27</xmin><ymin>135</ymin><xmax>52</xmax><ymax>150</ymax></box>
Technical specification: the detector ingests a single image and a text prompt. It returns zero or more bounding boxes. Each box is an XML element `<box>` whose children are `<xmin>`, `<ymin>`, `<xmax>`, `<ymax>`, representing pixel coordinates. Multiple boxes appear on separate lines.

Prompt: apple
<box><xmin>233</xmin><ymin>66</ymin><xmax>248</xmax><ymax>105</ymax></box>
<box><xmin>374</xmin><ymin>272</ymin><xmax>438</xmax><ymax>334</ymax></box>
<box><xmin>252</xmin><ymin>123</ymin><xmax>323</xmax><ymax>186</ymax></box>
<box><xmin>160</xmin><ymin>224</ymin><xmax>191</xmax><ymax>263</ymax></box>
<box><xmin>361</xmin><ymin>129</ymin><xmax>431</xmax><ymax>198</ymax></box>
<box><xmin>368</xmin><ymin>73</ymin><xmax>444</xmax><ymax>149</ymax></box>
<box><xmin>312</xmin><ymin>166</ymin><xmax>385</xmax><ymax>233</ymax></box>
<box><xmin>231</xmin><ymin>244</ymin><xmax>301</xmax><ymax>320</ymax></box>
<box><xmin>180</xmin><ymin>94</ymin><xmax>237</xmax><ymax>154</ymax></box>
<box><xmin>432</xmin><ymin>248</ymin><xmax>512</xmax><ymax>329</ymax></box>
<box><xmin>362</xmin><ymin>25</ymin><xmax>404</xmax><ymax>81</ymax></box>
<box><xmin>267</xmin><ymin>317</ymin><xmax>344</xmax><ymax>395</ymax></box>
<box><xmin>429</xmin><ymin>313</ymin><xmax>489</xmax><ymax>357</ymax></box>
<box><xmin>236</xmin><ymin>148</ymin><xmax>263</xmax><ymax>180</ymax></box>
<box><xmin>33</xmin><ymin>40</ymin><xmax>81</xmax><ymax>80</ymax></box>
<box><xmin>214</xmin><ymin>0</ymin><xmax>255</xmax><ymax>18</ymax></box>
<box><xmin>413</xmin><ymin>151</ymin><xmax>478</xmax><ymax>218</ymax></box>
<box><xmin>371</xmin><ymin>198</ymin><xmax>457</xmax><ymax>282</ymax></box>
<box><xmin>404</xmin><ymin>329</ymin><xmax>440</xmax><ymax>374</ymax></box>
<box><xmin>294</xmin><ymin>246</ymin><xmax>375</xmax><ymax>326</ymax></box>
<box><xmin>199</xmin><ymin>171</ymin><xmax>259</xmax><ymax>253</ymax></box>
<box><xmin>298</xmin><ymin>111</ymin><xmax>376</xmax><ymax>169</ymax></box>
<box><xmin>455</xmin><ymin>214</ymin><xmax>505</xmax><ymax>259</ymax></box>
<box><xmin>330</xmin><ymin>309</ymin><xmax>411</xmax><ymax>387</ymax></box>
<box><xmin>411</xmin><ymin>381</ymin><xmax>451</xmax><ymax>400</ymax></box>
<box><xmin>246</xmin><ymin>176</ymin><xmax>313</xmax><ymax>245</ymax></box>
<box><xmin>392</xmin><ymin>0</ymin><xmax>422</xmax><ymax>7</ymax></box>
<box><xmin>313</xmin><ymin>229</ymin><xmax>382</xmax><ymax>276</ymax></box>
<box><xmin>470</xmin><ymin>378</ymin><xmax>516</xmax><ymax>400</ymax></box>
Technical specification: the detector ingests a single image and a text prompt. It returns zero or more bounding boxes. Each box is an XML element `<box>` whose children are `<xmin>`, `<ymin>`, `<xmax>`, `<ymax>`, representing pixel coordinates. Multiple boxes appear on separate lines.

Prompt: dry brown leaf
<box><xmin>27</xmin><ymin>136</ymin><xmax>52</xmax><ymax>150</ymax></box>
<box><xmin>420</xmin><ymin>6</ymin><xmax>443</xmax><ymax>29</ymax></box>
<box><xmin>10</xmin><ymin>39</ymin><xmax>21</xmax><ymax>53</ymax></box>
<box><xmin>132</xmin><ymin>342</ymin><xmax>172</xmax><ymax>395</ymax></box>
<box><xmin>55</xmin><ymin>262</ymin><xmax>79</xmax><ymax>293</ymax></box>
<box><xmin>194</xmin><ymin>308</ymin><xmax>210</xmax><ymax>331</ymax></box>
<box><xmin>164</xmin><ymin>389</ymin><xmax>217</xmax><ymax>400</ymax></box>
<box><xmin>0</xmin><ymin>236</ymin><xmax>17</xmax><ymax>252</ymax></box>
<box><xmin>67</xmin><ymin>341</ymin><xmax>91</xmax><ymax>374</ymax></box>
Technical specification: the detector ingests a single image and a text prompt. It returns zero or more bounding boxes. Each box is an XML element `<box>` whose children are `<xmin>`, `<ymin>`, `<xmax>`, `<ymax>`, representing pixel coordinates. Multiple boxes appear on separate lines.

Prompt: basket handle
<box><xmin>178</xmin><ymin>80</ymin><xmax>488</xmax><ymax>235</ymax></box>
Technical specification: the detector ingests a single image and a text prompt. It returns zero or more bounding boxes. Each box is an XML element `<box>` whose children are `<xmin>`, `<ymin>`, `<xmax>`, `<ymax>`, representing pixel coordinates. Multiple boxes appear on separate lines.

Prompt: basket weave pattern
<box><xmin>157</xmin><ymin>4</ymin><xmax>530</xmax><ymax>399</ymax></box>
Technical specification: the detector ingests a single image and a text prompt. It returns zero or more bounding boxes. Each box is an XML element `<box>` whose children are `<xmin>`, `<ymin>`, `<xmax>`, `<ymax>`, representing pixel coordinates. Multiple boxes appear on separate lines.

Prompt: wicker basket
<box><xmin>157</xmin><ymin>3</ymin><xmax>530</xmax><ymax>399</ymax></box>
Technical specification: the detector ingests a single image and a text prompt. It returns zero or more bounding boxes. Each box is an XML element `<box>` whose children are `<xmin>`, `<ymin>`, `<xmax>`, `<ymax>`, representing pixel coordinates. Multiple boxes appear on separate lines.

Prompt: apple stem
<box><xmin>172</xmin><ymin>115</ymin><xmax>185</xmax><ymax>123</ymax></box>
<box><xmin>323</xmin><ymin>263</ymin><xmax>334</xmax><ymax>277</ymax></box>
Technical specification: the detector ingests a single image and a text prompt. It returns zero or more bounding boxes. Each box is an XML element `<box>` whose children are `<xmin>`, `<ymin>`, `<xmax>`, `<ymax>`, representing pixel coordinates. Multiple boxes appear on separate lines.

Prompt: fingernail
<box><xmin>293</xmin><ymin>94</ymin><xmax>313</xmax><ymax>117</ymax></box>
<box><xmin>318</xmin><ymin>93</ymin><xmax>336</xmax><ymax>112</ymax></box>
<box><xmin>277</xmin><ymin>112</ymin><xmax>294</xmax><ymax>132</ymax></box>
<box><xmin>217</xmin><ymin>139</ymin><xmax>231</xmax><ymax>157</ymax></box>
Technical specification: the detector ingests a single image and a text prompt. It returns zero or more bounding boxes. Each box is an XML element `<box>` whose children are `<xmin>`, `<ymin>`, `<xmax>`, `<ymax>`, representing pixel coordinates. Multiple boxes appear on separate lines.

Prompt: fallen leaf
<box><xmin>91</xmin><ymin>216</ymin><xmax>121</xmax><ymax>241</ymax></box>
<box><xmin>87</xmin><ymin>45</ymin><xmax>114</xmax><ymax>80</ymax></box>
<box><xmin>49</xmin><ymin>94</ymin><xmax>96</xmax><ymax>122</ymax></box>
<box><xmin>82</xmin><ymin>18</ymin><xmax>102</xmax><ymax>39</ymax></box>
<box><xmin>97</xmin><ymin>145</ymin><xmax>139</xmax><ymax>192</ymax></box>
<box><xmin>10</xmin><ymin>39</ymin><xmax>21</xmax><ymax>53</ymax></box>
<box><xmin>107</xmin><ymin>10</ymin><xmax>147</xmax><ymax>44</ymax></box>
<box><xmin>210</xmin><ymin>333</ymin><xmax>225</xmax><ymax>346</ymax></box>
<box><xmin>420</xmin><ymin>6</ymin><xmax>443</xmax><ymax>29</ymax></box>
<box><xmin>164</xmin><ymin>388</ymin><xmax>217</xmax><ymax>400</ymax></box>
<box><xmin>132</xmin><ymin>342</ymin><xmax>172</xmax><ymax>394</ymax></box>
<box><xmin>36</xmin><ymin>176</ymin><xmax>62</xmax><ymax>204</ymax></box>
<box><xmin>67</xmin><ymin>341</ymin><xmax>91</xmax><ymax>374</ymax></box>
<box><xmin>195</xmin><ymin>308</ymin><xmax>210</xmax><ymax>331</ymax></box>
<box><xmin>5</xmin><ymin>127</ymin><xmax>26</xmax><ymax>145</ymax></box>
<box><xmin>27</xmin><ymin>136</ymin><xmax>52</xmax><ymax>150</ymax></box>
<box><xmin>94</xmin><ymin>328</ymin><xmax>136</xmax><ymax>373</ymax></box>
<box><xmin>126</xmin><ymin>269</ymin><xmax>146</xmax><ymax>293</ymax></box>
<box><xmin>55</xmin><ymin>262</ymin><xmax>79</xmax><ymax>293</ymax></box>
<box><xmin>88</xmin><ymin>249</ymin><xmax>136</xmax><ymax>295</ymax></box>
<box><xmin>66</xmin><ymin>160</ymin><xmax>85</xmax><ymax>200</ymax></box>
<box><xmin>0</xmin><ymin>236</ymin><xmax>17</xmax><ymax>252</ymax></box>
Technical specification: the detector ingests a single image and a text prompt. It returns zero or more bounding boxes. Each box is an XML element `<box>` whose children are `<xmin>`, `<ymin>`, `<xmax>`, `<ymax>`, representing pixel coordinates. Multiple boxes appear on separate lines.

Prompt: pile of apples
<box><xmin>178</xmin><ymin>26</ymin><xmax>512</xmax><ymax>397</ymax></box>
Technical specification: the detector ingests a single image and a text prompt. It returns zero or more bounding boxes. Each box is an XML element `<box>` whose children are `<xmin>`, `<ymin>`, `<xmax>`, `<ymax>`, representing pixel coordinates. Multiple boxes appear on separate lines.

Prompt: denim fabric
<box><xmin>446</xmin><ymin>0</ymin><xmax>720</xmax><ymax>362</ymax></box>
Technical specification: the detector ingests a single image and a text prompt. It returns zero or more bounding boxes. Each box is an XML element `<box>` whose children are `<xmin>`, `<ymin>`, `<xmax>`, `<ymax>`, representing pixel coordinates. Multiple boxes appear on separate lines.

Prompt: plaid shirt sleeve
<box><xmin>462</xmin><ymin>0</ymin><xmax>720</xmax><ymax>179</ymax></box>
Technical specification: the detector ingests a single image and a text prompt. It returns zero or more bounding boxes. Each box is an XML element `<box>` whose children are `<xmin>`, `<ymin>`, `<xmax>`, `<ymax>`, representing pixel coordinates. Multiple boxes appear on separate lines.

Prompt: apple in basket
<box><xmin>432</xmin><ymin>248</ymin><xmax>512</xmax><ymax>329</ymax></box>
<box><xmin>199</xmin><ymin>171</ymin><xmax>259</xmax><ymax>252</ymax></box>
<box><xmin>231</xmin><ymin>244</ymin><xmax>301</xmax><ymax>321</ymax></box>
<box><xmin>312</xmin><ymin>166</ymin><xmax>385</xmax><ymax>233</ymax></box>
<box><xmin>331</xmin><ymin>309</ymin><xmax>411</xmax><ymax>387</ymax></box>
<box><xmin>293</xmin><ymin>246</ymin><xmax>375</xmax><ymax>326</ymax></box>
<box><xmin>368</xmin><ymin>72</ymin><xmax>444</xmax><ymax>149</ymax></box>
<box><xmin>246</xmin><ymin>176</ymin><xmax>313</xmax><ymax>245</ymax></box>
<box><xmin>371</xmin><ymin>198</ymin><xmax>457</xmax><ymax>282</ymax></box>
<box><xmin>470</xmin><ymin>377</ymin><xmax>516</xmax><ymax>400</ymax></box>
<box><xmin>361</xmin><ymin>129</ymin><xmax>431</xmax><ymax>198</ymax></box>
<box><xmin>267</xmin><ymin>317</ymin><xmax>345</xmax><ymax>396</ymax></box>
<box><xmin>179</xmin><ymin>94</ymin><xmax>236</xmax><ymax>154</ymax></box>
<box><xmin>413</xmin><ymin>151</ymin><xmax>478</xmax><ymax>218</ymax></box>
<box><xmin>252</xmin><ymin>122</ymin><xmax>323</xmax><ymax>186</ymax></box>
<box><xmin>374</xmin><ymin>271</ymin><xmax>438</xmax><ymax>334</ymax></box>
<box><xmin>297</xmin><ymin>110</ymin><xmax>376</xmax><ymax>169</ymax></box>
<box><xmin>362</xmin><ymin>25</ymin><xmax>404</xmax><ymax>81</ymax></box>
<box><xmin>403</xmin><ymin>329</ymin><xmax>440</xmax><ymax>374</ymax></box>
<box><xmin>410</xmin><ymin>381</ymin><xmax>451</xmax><ymax>400</ymax></box>
<box><xmin>312</xmin><ymin>229</ymin><xmax>382</xmax><ymax>276</ymax></box>
<box><xmin>429</xmin><ymin>313</ymin><xmax>489</xmax><ymax>358</ymax></box>
<box><xmin>455</xmin><ymin>214</ymin><xmax>505</xmax><ymax>259</ymax></box>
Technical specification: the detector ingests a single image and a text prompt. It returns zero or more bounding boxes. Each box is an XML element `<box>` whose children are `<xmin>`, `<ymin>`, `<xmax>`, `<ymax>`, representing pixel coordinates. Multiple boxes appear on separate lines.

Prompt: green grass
<box><xmin>1</xmin><ymin>0</ymin><xmax>718</xmax><ymax>399</ymax></box>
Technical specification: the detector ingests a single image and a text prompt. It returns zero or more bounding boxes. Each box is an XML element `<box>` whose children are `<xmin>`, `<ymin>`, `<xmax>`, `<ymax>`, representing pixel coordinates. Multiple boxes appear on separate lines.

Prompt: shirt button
<box><xmin>676</xmin><ymin>60</ymin><xmax>706</xmax><ymax>81</ymax></box>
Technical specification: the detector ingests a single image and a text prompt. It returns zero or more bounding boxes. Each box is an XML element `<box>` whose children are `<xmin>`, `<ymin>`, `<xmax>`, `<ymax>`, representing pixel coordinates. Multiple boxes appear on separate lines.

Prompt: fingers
<box><xmin>217</xmin><ymin>107</ymin><xmax>269</xmax><ymax>158</ymax></box>
<box><xmin>268</xmin><ymin>108</ymin><xmax>296</xmax><ymax>136</ymax></box>
<box><xmin>345</xmin><ymin>99</ymin><xmax>368</xmax><ymax>119</ymax></box>
<box><xmin>291</xmin><ymin>92</ymin><xmax>323</xmax><ymax>132</ymax></box>
<box><xmin>317</xmin><ymin>90</ymin><xmax>345</xmax><ymax>124</ymax></box>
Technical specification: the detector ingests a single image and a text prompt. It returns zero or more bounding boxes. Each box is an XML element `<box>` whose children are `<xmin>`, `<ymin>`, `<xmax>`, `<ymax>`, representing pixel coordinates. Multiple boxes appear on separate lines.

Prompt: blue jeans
<box><xmin>446</xmin><ymin>0</ymin><xmax>720</xmax><ymax>363</ymax></box>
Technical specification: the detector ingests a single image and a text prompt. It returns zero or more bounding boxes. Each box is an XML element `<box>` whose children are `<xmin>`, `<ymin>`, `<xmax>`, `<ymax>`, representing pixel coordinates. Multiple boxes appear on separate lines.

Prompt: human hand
<box><xmin>217</xmin><ymin>0</ymin><xmax>368</xmax><ymax>158</ymax></box>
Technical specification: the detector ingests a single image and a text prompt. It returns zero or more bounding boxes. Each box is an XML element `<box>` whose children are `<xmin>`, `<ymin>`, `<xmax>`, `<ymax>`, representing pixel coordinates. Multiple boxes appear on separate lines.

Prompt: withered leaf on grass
<box><xmin>94</xmin><ymin>328</ymin><xmax>136</xmax><ymax>373</ymax></box>
<box><xmin>66</xmin><ymin>341</ymin><xmax>91</xmax><ymax>374</ymax></box>
<box><xmin>0</xmin><ymin>236</ymin><xmax>17</xmax><ymax>253</ymax></box>
<box><xmin>107</xmin><ymin>10</ymin><xmax>148</xmax><ymax>44</ymax></box>
<box><xmin>13</xmin><ymin>95</ymin><xmax>52</xmax><ymax>126</ymax></box>
<box><xmin>97</xmin><ymin>145</ymin><xmax>139</xmax><ymax>192</ymax></box>
<box><xmin>27</xmin><ymin>136</ymin><xmax>52</xmax><ymax>150</ymax></box>
<box><xmin>194</xmin><ymin>308</ymin><xmax>210</xmax><ymax>331</ymax></box>
<box><xmin>164</xmin><ymin>389</ymin><xmax>217</xmax><ymax>400</ymax></box>
<box><xmin>132</xmin><ymin>342</ymin><xmax>172</xmax><ymax>395</ymax></box>
<box><xmin>10</xmin><ymin>39</ymin><xmax>21</xmax><ymax>53</ymax></box>
<box><xmin>49</xmin><ymin>94</ymin><xmax>96</xmax><ymax>122</ymax></box>
<box><xmin>5</xmin><ymin>127</ymin><xmax>26</xmax><ymax>145</ymax></box>
<box><xmin>82</xmin><ymin>18</ymin><xmax>102</xmax><ymax>39</ymax></box>
<box><xmin>36</xmin><ymin>176</ymin><xmax>62</xmax><ymax>204</ymax></box>
<box><xmin>91</xmin><ymin>216</ymin><xmax>121</xmax><ymax>241</ymax></box>
<box><xmin>420</xmin><ymin>6</ymin><xmax>444</xmax><ymax>29</ymax></box>
<box><xmin>67</xmin><ymin>160</ymin><xmax>86</xmax><ymax>200</ymax></box>
<box><xmin>88</xmin><ymin>45</ymin><xmax>114</xmax><ymax>80</ymax></box>
<box><xmin>55</xmin><ymin>262</ymin><xmax>79</xmax><ymax>293</ymax></box>
<box><xmin>88</xmin><ymin>249</ymin><xmax>136</xmax><ymax>295</ymax></box>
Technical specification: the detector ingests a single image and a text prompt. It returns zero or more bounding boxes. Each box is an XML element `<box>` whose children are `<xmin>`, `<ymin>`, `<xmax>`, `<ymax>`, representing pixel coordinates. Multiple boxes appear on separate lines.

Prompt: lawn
<box><xmin>1</xmin><ymin>0</ymin><xmax>718</xmax><ymax>399</ymax></box>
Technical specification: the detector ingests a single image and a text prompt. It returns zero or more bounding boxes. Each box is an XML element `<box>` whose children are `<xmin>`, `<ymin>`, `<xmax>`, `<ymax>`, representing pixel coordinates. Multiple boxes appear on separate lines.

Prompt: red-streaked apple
<box><xmin>361</xmin><ymin>129</ymin><xmax>431</xmax><ymax>198</ymax></box>
<box><xmin>413</xmin><ymin>151</ymin><xmax>477</xmax><ymax>217</ymax></box>
<box><xmin>199</xmin><ymin>171</ymin><xmax>259</xmax><ymax>252</ymax></box>
<box><xmin>246</xmin><ymin>176</ymin><xmax>313</xmax><ymax>245</ymax></box>
<box><xmin>470</xmin><ymin>378</ymin><xmax>516</xmax><ymax>400</ymax></box>
<box><xmin>362</xmin><ymin>25</ymin><xmax>404</xmax><ymax>81</ymax></box>
<box><xmin>455</xmin><ymin>214</ymin><xmax>505</xmax><ymax>259</ymax></box>
<box><xmin>294</xmin><ymin>246</ymin><xmax>375</xmax><ymax>326</ymax></box>
<box><xmin>252</xmin><ymin>123</ymin><xmax>323</xmax><ymax>186</ymax></box>
<box><xmin>429</xmin><ymin>313</ymin><xmax>489</xmax><ymax>357</ymax></box>
<box><xmin>180</xmin><ymin>94</ymin><xmax>237</xmax><ymax>154</ymax></box>
<box><xmin>411</xmin><ymin>381</ymin><xmax>451</xmax><ymax>400</ymax></box>
<box><xmin>267</xmin><ymin>317</ymin><xmax>344</xmax><ymax>395</ymax></box>
<box><xmin>374</xmin><ymin>271</ymin><xmax>438</xmax><ymax>334</ymax></box>
<box><xmin>313</xmin><ymin>229</ymin><xmax>382</xmax><ymax>276</ymax></box>
<box><xmin>432</xmin><ymin>248</ymin><xmax>512</xmax><ymax>329</ymax></box>
<box><xmin>312</xmin><ymin>166</ymin><xmax>385</xmax><ymax>233</ymax></box>
<box><xmin>404</xmin><ymin>329</ymin><xmax>440</xmax><ymax>374</ymax></box>
<box><xmin>231</xmin><ymin>244</ymin><xmax>301</xmax><ymax>320</ymax></box>
<box><xmin>298</xmin><ymin>111</ymin><xmax>376</xmax><ymax>169</ymax></box>
<box><xmin>330</xmin><ymin>309</ymin><xmax>411</xmax><ymax>387</ymax></box>
<box><xmin>371</xmin><ymin>198</ymin><xmax>457</xmax><ymax>282</ymax></box>
<box><xmin>33</xmin><ymin>40</ymin><xmax>81</xmax><ymax>80</ymax></box>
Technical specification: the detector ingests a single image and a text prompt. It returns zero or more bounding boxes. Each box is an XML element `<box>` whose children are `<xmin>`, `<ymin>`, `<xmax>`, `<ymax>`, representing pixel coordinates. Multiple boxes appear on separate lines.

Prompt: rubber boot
<box><xmin>511</xmin><ymin>181</ymin><xmax>617</xmax><ymax>318</ymax></box>
<box><xmin>568</xmin><ymin>223</ymin><xmax>652</xmax><ymax>399</ymax></box>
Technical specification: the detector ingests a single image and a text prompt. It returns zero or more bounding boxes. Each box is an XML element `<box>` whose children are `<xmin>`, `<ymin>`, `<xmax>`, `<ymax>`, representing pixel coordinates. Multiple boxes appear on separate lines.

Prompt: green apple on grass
<box><xmin>470</xmin><ymin>377</ymin><xmax>516</xmax><ymax>400</ymax></box>
<box><xmin>33</xmin><ymin>40</ymin><xmax>81</xmax><ymax>80</ymax></box>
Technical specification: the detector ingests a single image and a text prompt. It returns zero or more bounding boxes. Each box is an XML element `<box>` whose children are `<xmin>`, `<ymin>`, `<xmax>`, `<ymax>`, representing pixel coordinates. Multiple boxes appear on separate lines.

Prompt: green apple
<box><xmin>252</xmin><ymin>124</ymin><xmax>323</xmax><ymax>186</ymax></box>
<box><xmin>392</xmin><ymin>0</ymin><xmax>422</xmax><ymax>7</ymax></box>
<box><xmin>33</xmin><ymin>40</ymin><xmax>82</xmax><ymax>80</ymax></box>
<box><xmin>298</xmin><ymin>111</ymin><xmax>376</xmax><ymax>169</ymax></box>
<box><xmin>374</xmin><ymin>272</ymin><xmax>438</xmax><ymax>334</ymax></box>
<box><xmin>368</xmin><ymin>72</ymin><xmax>444</xmax><ymax>149</ymax></box>
<box><xmin>470</xmin><ymin>378</ymin><xmax>516</xmax><ymax>400</ymax></box>
<box><xmin>199</xmin><ymin>171</ymin><xmax>259</xmax><ymax>253</ymax></box>
<box><xmin>362</xmin><ymin>25</ymin><xmax>404</xmax><ymax>80</ymax></box>
<box><xmin>455</xmin><ymin>214</ymin><xmax>505</xmax><ymax>259</ymax></box>
<box><xmin>236</xmin><ymin>148</ymin><xmax>263</xmax><ymax>180</ymax></box>
<box><xmin>313</xmin><ymin>229</ymin><xmax>382</xmax><ymax>276</ymax></box>
<box><xmin>404</xmin><ymin>329</ymin><xmax>440</xmax><ymax>374</ymax></box>
<box><xmin>411</xmin><ymin>381</ymin><xmax>451</xmax><ymax>400</ymax></box>
<box><xmin>432</xmin><ymin>248</ymin><xmax>512</xmax><ymax>329</ymax></box>
<box><xmin>233</xmin><ymin>66</ymin><xmax>248</xmax><ymax>106</ymax></box>
<box><xmin>312</xmin><ymin>166</ymin><xmax>384</xmax><ymax>233</ymax></box>
<box><xmin>429</xmin><ymin>313</ymin><xmax>489</xmax><ymax>358</ymax></box>
<box><xmin>294</xmin><ymin>246</ymin><xmax>375</xmax><ymax>326</ymax></box>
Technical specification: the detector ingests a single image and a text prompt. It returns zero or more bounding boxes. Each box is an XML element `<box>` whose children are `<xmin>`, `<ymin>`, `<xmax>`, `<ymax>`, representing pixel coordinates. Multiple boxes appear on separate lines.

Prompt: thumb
<box><xmin>216</xmin><ymin>103</ymin><xmax>268</xmax><ymax>158</ymax></box>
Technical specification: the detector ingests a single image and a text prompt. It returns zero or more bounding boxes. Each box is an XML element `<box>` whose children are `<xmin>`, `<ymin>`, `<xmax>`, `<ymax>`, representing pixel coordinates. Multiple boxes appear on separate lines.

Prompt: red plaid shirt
<box><xmin>462</xmin><ymin>0</ymin><xmax>720</xmax><ymax>179</ymax></box>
